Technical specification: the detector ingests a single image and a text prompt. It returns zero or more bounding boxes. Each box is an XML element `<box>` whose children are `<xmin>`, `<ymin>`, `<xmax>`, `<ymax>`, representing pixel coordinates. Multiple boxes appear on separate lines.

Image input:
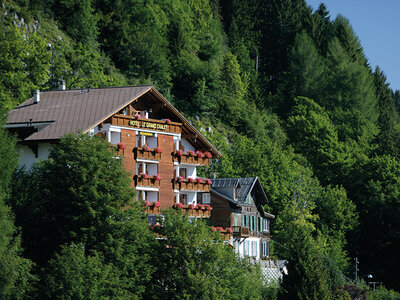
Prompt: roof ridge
<box><xmin>37</xmin><ymin>85</ymin><xmax>153</xmax><ymax>93</ymax></box>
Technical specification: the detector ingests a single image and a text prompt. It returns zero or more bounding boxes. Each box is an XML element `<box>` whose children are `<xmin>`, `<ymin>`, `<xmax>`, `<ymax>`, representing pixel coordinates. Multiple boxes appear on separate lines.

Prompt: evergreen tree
<box><xmin>373</xmin><ymin>67</ymin><xmax>400</xmax><ymax>157</ymax></box>
<box><xmin>0</xmin><ymin>111</ymin><xmax>34</xmax><ymax>298</ymax></box>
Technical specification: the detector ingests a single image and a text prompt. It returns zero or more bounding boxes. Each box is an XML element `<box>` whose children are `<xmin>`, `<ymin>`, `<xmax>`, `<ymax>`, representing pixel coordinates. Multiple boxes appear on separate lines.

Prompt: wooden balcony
<box><xmin>262</xmin><ymin>230</ymin><xmax>270</xmax><ymax>238</ymax></box>
<box><xmin>172</xmin><ymin>204</ymin><xmax>212</xmax><ymax>218</ymax></box>
<box><xmin>134</xmin><ymin>175</ymin><xmax>161</xmax><ymax>188</ymax></box>
<box><xmin>111</xmin><ymin>114</ymin><xmax>182</xmax><ymax>134</ymax></box>
<box><xmin>212</xmin><ymin>227</ymin><xmax>232</xmax><ymax>240</ymax></box>
<box><xmin>232</xmin><ymin>226</ymin><xmax>250</xmax><ymax>238</ymax></box>
<box><xmin>145</xmin><ymin>205</ymin><xmax>161</xmax><ymax>215</ymax></box>
<box><xmin>173</xmin><ymin>151</ymin><xmax>210</xmax><ymax>166</ymax></box>
<box><xmin>134</xmin><ymin>147</ymin><xmax>161</xmax><ymax>160</ymax></box>
<box><xmin>172</xmin><ymin>179</ymin><xmax>210</xmax><ymax>192</ymax></box>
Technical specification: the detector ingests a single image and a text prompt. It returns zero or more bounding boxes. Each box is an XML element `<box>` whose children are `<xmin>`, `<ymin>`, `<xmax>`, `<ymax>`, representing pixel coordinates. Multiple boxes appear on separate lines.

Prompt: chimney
<box><xmin>33</xmin><ymin>90</ymin><xmax>40</xmax><ymax>103</ymax></box>
<box><xmin>59</xmin><ymin>80</ymin><xmax>66</xmax><ymax>90</ymax></box>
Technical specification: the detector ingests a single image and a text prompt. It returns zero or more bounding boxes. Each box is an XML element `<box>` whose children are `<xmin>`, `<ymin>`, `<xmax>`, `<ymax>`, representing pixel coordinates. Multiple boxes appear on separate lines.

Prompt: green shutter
<box><xmin>234</xmin><ymin>213</ymin><xmax>237</xmax><ymax>226</ymax></box>
<box><xmin>260</xmin><ymin>217</ymin><xmax>263</xmax><ymax>231</ymax></box>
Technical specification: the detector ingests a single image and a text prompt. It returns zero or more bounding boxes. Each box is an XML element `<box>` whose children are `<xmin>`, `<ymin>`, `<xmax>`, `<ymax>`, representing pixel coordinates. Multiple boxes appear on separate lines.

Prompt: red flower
<box><xmin>165</xmin><ymin>119</ymin><xmax>171</xmax><ymax>124</ymax></box>
<box><xmin>155</xmin><ymin>146</ymin><xmax>162</xmax><ymax>153</ymax></box>
<box><xmin>177</xmin><ymin>176</ymin><xmax>184</xmax><ymax>182</ymax></box>
<box><xmin>212</xmin><ymin>226</ymin><xmax>217</xmax><ymax>232</ymax></box>
<box><xmin>144</xmin><ymin>200</ymin><xmax>150</xmax><ymax>207</ymax></box>
<box><xmin>117</xmin><ymin>143</ymin><xmax>126</xmax><ymax>150</ymax></box>
<box><xmin>205</xmin><ymin>179</ymin><xmax>212</xmax><ymax>185</ymax></box>
<box><xmin>140</xmin><ymin>173</ymin><xmax>148</xmax><ymax>179</ymax></box>
<box><xmin>154</xmin><ymin>174</ymin><xmax>161</xmax><ymax>181</ymax></box>
<box><xmin>143</xmin><ymin>145</ymin><xmax>150</xmax><ymax>151</ymax></box>
<box><xmin>177</xmin><ymin>149</ymin><xmax>184</xmax><ymax>157</ymax></box>
<box><xmin>154</xmin><ymin>202</ymin><xmax>160</xmax><ymax>208</ymax></box>
<box><xmin>204</xmin><ymin>151</ymin><xmax>212</xmax><ymax>159</ymax></box>
<box><xmin>189</xmin><ymin>178</ymin><xmax>195</xmax><ymax>183</ymax></box>
<box><xmin>227</xmin><ymin>227</ymin><xmax>233</xmax><ymax>233</ymax></box>
<box><xmin>173</xmin><ymin>202</ymin><xmax>184</xmax><ymax>209</ymax></box>
<box><xmin>188</xmin><ymin>150</ymin><xmax>196</xmax><ymax>157</ymax></box>
<box><xmin>196</xmin><ymin>151</ymin><xmax>205</xmax><ymax>158</ymax></box>
<box><xmin>188</xmin><ymin>204</ymin><xmax>195</xmax><ymax>209</ymax></box>
<box><xmin>205</xmin><ymin>204</ymin><xmax>212</xmax><ymax>211</ymax></box>
<box><xmin>196</xmin><ymin>178</ymin><xmax>203</xmax><ymax>184</ymax></box>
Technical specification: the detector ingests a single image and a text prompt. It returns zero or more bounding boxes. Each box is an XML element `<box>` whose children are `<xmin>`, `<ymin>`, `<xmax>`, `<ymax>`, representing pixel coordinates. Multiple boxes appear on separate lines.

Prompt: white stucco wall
<box><xmin>17</xmin><ymin>143</ymin><xmax>52</xmax><ymax>169</ymax></box>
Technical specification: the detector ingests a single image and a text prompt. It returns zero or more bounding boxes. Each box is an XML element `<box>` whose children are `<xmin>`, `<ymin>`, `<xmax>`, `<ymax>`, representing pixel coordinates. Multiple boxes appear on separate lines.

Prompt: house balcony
<box><xmin>212</xmin><ymin>227</ymin><xmax>232</xmax><ymax>241</ymax></box>
<box><xmin>145</xmin><ymin>205</ymin><xmax>161</xmax><ymax>215</ymax></box>
<box><xmin>172</xmin><ymin>204</ymin><xmax>212</xmax><ymax>218</ymax></box>
<box><xmin>172</xmin><ymin>151</ymin><xmax>211</xmax><ymax>166</ymax></box>
<box><xmin>232</xmin><ymin>226</ymin><xmax>250</xmax><ymax>238</ymax></box>
<box><xmin>134</xmin><ymin>174</ymin><xmax>161</xmax><ymax>188</ymax></box>
<box><xmin>111</xmin><ymin>114</ymin><xmax>182</xmax><ymax>134</ymax></box>
<box><xmin>172</xmin><ymin>178</ymin><xmax>210</xmax><ymax>192</ymax></box>
<box><xmin>134</xmin><ymin>147</ymin><xmax>161</xmax><ymax>160</ymax></box>
<box><xmin>262</xmin><ymin>230</ymin><xmax>270</xmax><ymax>238</ymax></box>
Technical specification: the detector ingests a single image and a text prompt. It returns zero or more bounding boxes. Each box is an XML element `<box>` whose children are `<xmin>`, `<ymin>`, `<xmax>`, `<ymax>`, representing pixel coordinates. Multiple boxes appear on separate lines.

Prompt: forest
<box><xmin>1</xmin><ymin>0</ymin><xmax>400</xmax><ymax>298</ymax></box>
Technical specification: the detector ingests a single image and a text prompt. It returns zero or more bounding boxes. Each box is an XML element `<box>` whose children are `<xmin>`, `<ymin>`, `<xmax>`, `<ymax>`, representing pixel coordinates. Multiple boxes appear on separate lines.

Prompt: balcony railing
<box><xmin>232</xmin><ymin>226</ymin><xmax>250</xmax><ymax>238</ymax></box>
<box><xmin>134</xmin><ymin>174</ymin><xmax>161</xmax><ymax>188</ymax></box>
<box><xmin>212</xmin><ymin>227</ymin><xmax>232</xmax><ymax>240</ymax></box>
<box><xmin>134</xmin><ymin>147</ymin><xmax>161</xmax><ymax>160</ymax></box>
<box><xmin>173</xmin><ymin>151</ymin><xmax>211</xmax><ymax>166</ymax></box>
<box><xmin>111</xmin><ymin>115</ymin><xmax>182</xmax><ymax>134</ymax></box>
<box><xmin>172</xmin><ymin>204</ymin><xmax>212</xmax><ymax>218</ymax></box>
<box><xmin>172</xmin><ymin>178</ymin><xmax>210</xmax><ymax>192</ymax></box>
<box><xmin>145</xmin><ymin>205</ymin><xmax>161</xmax><ymax>214</ymax></box>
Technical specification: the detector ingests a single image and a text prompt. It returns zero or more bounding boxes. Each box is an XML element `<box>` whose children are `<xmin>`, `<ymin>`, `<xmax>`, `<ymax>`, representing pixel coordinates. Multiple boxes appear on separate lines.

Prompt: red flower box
<box><xmin>204</xmin><ymin>151</ymin><xmax>212</xmax><ymax>159</ymax></box>
<box><xmin>173</xmin><ymin>203</ymin><xmax>184</xmax><ymax>209</ymax></box>
<box><xmin>154</xmin><ymin>174</ymin><xmax>161</xmax><ymax>181</ymax></box>
<box><xmin>117</xmin><ymin>143</ymin><xmax>126</xmax><ymax>150</ymax></box>
<box><xmin>177</xmin><ymin>150</ymin><xmax>184</xmax><ymax>157</ymax></box>
<box><xmin>155</xmin><ymin>146</ymin><xmax>162</xmax><ymax>153</ymax></box>
<box><xmin>196</xmin><ymin>151</ymin><xmax>205</xmax><ymax>158</ymax></box>
<box><xmin>140</xmin><ymin>173</ymin><xmax>148</xmax><ymax>179</ymax></box>
<box><xmin>153</xmin><ymin>202</ymin><xmax>160</xmax><ymax>208</ymax></box>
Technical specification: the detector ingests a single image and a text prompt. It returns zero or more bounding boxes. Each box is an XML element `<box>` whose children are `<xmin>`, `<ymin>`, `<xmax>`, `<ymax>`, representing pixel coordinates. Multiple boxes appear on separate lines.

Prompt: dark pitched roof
<box><xmin>7</xmin><ymin>86</ymin><xmax>151</xmax><ymax>141</ymax></box>
<box><xmin>211</xmin><ymin>177</ymin><xmax>261</xmax><ymax>203</ymax></box>
<box><xmin>6</xmin><ymin>86</ymin><xmax>221</xmax><ymax>157</ymax></box>
<box><xmin>211</xmin><ymin>177</ymin><xmax>274</xmax><ymax>218</ymax></box>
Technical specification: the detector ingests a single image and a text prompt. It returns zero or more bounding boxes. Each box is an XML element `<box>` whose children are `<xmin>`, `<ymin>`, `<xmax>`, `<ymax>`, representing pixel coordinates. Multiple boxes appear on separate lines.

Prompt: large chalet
<box><xmin>6</xmin><ymin>86</ymin><xmax>221</xmax><ymax>219</ymax></box>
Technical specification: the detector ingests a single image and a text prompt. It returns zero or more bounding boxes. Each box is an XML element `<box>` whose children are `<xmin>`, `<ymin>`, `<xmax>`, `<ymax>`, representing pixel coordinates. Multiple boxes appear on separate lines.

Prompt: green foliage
<box><xmin>0</xmin><ymin>112</ymin><xmax>35</xmax><ymax>298</ymax></box>
<box><xmin>278</xmin><ymin>204</ymin><xmax>333</xmax><ymax>300</ymax></box>
<box><xmin>146</xmin><ymin>211</ymin><xmax>269</xmax><ymax>299</ymax></box>
<box><xmin>11</xmin><ymin>134</ymin><xmax>137</xmax><ymax>263</ymax></box>
<box><xmin>0</xmin><ymin>25</ymin><xmax>51</xmax><ymax>110</ymax></box>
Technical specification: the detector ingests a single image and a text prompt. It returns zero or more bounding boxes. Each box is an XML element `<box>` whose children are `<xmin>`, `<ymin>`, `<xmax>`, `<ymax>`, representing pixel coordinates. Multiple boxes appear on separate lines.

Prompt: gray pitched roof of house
<box><xmin>211</xmin><ymin>177</ymin><xmax>274</xmax><ymax>218</ymax></box>
<box><xmin>7</xmin><ymin>86</ymin><xmax>152</xmax><ymax>141</ymax></box>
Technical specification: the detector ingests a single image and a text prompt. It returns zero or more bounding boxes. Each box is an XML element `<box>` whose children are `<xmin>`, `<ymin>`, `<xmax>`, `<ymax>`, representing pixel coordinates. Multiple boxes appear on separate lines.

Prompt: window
<box><xmin>263</xmin><ymin>218</ymin><xmax>269</xmax><ymax>232</ymax></box>
<box><xmin>180</xmin><ymin>194</ymin><xmax>188</xmax><ymax>205</ymax></box>
<box><xmin>179</xmin><ymin>168</ymin><xmax>187</xmax><ymax>178</ymax></box>
<box><xmin>234</xmin><ymin>213</ymin><xmax>238</xmax><ymax>226</ymax></box>
<box><xmin>262</xmin><ymin>241</ymin><xmax>269</xmax><ymax>257</ymax></box>
<box><xmin>198</xmin><ymin>193</ymin><xmax>210</xmax><ymax>204</ymax></box>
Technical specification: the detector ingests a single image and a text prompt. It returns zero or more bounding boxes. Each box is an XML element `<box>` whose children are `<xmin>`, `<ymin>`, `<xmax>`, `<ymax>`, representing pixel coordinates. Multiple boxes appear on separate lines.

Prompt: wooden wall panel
<box><xmin>210</xmin><ymin>193</ymin><xmax>231</xmax><ymax>228</ymax></box>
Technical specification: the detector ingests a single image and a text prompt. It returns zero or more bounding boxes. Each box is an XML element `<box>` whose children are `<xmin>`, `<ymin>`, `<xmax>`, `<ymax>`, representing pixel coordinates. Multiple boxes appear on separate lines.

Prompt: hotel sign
<box><xmin>129</xmin><ymin>120</ymin><xmax>167</xmax><ymax>131</ymax></box>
